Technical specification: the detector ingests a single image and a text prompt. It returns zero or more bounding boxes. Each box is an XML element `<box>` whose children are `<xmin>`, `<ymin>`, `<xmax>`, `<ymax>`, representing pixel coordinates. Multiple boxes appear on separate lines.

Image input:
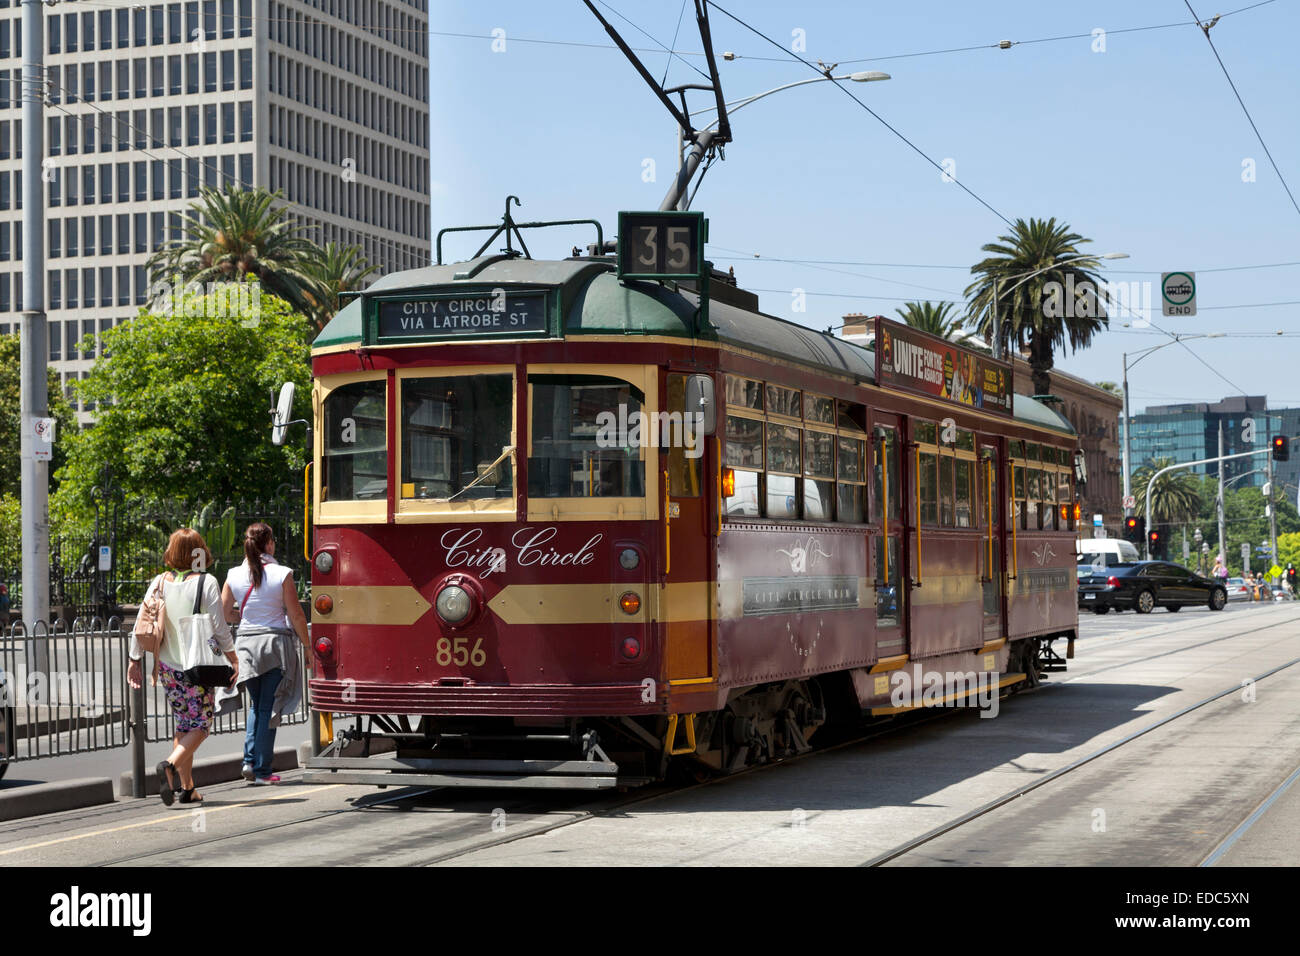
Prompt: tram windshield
<box><xmin>399</xmin><ymin>374</ymin><xmax>515</xmax><ymax>500</ymax></box>
<box><xmin>322</xmin><ymin>379</ymin><xmax>387</xmax><ymax>501</ymax></box>
<box><xmin>528</xmin><ymin>374</ymin><xmax>646</xmax><ymax>498</ymax></box>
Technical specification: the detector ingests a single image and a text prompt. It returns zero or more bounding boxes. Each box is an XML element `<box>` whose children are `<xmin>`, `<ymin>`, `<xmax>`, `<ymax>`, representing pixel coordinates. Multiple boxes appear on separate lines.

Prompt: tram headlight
<box><xmin>436</xmin><ymin>584</ymin><xmax>473</xmax><ymax>625</ymax></box>
<box><xmin>314</xmin><ymin>551</ymin><xmax>334</xmax><ymax>574</ymax></box>
<box><xmin>619</xmin><ymin>548</ymin><xmax>640</xmax><ymax>570</ymax></box>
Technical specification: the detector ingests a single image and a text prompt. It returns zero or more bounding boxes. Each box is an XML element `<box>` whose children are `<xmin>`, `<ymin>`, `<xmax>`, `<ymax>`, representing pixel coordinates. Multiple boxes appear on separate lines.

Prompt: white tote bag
<box><xmin>175</xmin><ymin>573</ymin><xmax>234</xmax><ymax>686</ymax></box>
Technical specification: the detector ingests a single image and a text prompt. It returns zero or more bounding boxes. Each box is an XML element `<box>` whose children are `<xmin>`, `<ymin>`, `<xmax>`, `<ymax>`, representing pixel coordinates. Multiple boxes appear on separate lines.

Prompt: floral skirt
<box><xmin>158</xmin><ymin>662</ymin><xmax>215</xmax><ymax>733</ymax></box>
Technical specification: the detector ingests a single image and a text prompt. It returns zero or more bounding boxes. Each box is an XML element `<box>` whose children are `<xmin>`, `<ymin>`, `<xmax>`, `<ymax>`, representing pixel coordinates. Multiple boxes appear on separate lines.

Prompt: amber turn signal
<box><xmin>619</xmin><ymin>592</ymin><xmax>641</xmax><ymax>615</ymax></box>
<box><xmin>1073</xmin><ymin>502</ymin><xmax>1081</xmax><ymax>521</ymax></box>
<box><xmin>722</xmin><ymin>467</ymin><xmax>735</xmax><ymax>498</ymax></box>
<box><xmin>314</xmin><ymin>594</ymin><xmax>334</xmax><ymax>614</ymax></box>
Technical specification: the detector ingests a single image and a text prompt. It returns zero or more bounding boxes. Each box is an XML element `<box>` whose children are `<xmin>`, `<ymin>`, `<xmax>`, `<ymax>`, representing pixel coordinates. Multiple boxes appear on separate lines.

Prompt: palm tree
<box><xmin>1133</xmin><ymin>456</ymin><xmax>1203</xmax><ymax>526</ymax></box>
<box><xmin>303</xmin><ymin>242</ymin><xmax>380</xmax><ymax>331</ymax></box>
<box><xmin>895</xmin><ymin>301</ymin><xmax>963</xmax><ymax>340</ymax></box>
<box><xmin>147</xmin><ymin>184</ymin><xmax>322</xmax><ymax>317</ymax></box>
<box><xmin>964</xmin><ymin>217</ymin><xmax>1110</xmax><ymax>396</ymax></box>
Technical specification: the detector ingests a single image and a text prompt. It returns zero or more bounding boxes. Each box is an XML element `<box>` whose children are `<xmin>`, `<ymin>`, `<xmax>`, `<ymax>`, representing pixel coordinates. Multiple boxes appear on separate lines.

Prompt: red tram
<box><xmin>303</xmin><ymin>224</ymin><xmax>1080</xmax><ymax>789</ymax></box>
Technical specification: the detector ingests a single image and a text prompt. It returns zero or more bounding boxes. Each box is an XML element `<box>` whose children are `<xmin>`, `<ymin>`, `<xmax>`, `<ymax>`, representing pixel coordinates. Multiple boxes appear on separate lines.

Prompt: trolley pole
<box><xmin>19</xmin><ymin>0</ymin><xmax>48</xmax><ymax>662</ymax></box>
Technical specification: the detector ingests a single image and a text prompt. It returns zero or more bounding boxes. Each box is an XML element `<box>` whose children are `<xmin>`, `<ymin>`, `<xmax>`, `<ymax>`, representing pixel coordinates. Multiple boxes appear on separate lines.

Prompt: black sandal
<box><xmin>178</xmin><ymin>788</ymin><xmax>203</xmax><ymax>804</ymax></box>
<box><xmin>156</xmin><ymin>761</ymin><xmax>177</xmax><ymax>806</ymax></box>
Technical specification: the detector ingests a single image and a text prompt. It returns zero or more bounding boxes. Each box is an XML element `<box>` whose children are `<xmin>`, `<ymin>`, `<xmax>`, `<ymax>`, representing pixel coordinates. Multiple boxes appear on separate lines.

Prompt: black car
<box><xmin>1078</xmin><ymin>560</ymin><xmax>1228</xmax><ymax>614</ymax></box>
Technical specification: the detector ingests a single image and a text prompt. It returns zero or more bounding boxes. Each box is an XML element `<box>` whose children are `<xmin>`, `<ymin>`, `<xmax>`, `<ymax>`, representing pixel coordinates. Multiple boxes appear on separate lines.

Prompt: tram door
<box><xmin>871</xmin><ymin>414</ymin><xmax>906</xmax><ymax>659</ymax></box>
<box><xmin>660</xmin><ymin>371</ymin><xmax>713</xmax><ymax>684</ymax></box>
<box><xmin>978</xmin><ymin>440</ymin><xmax>1004</xmax><ymax>643</ymax></box>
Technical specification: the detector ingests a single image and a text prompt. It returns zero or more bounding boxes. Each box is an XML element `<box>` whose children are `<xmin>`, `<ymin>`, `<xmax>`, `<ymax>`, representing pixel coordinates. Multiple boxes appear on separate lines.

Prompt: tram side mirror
<box><xmin>272</xmin><ymin>382</ymin><xmax>296</xmax><ymax>446</ymax></box>
<box><xmin>1073</xmin><ymin>449</ymin><xmax>1088</xmax><ymax>494</ymax></box>
<box><xmin>685</xmin><ymin>374</ymin><xmax>716</xmax><ymax>437</ymax></box>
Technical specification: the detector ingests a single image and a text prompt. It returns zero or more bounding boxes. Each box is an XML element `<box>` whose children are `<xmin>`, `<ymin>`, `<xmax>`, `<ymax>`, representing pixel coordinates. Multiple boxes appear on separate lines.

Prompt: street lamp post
<box><xmin>1121</xmin><ymin>332</ymin><xmax>1225</xmax><ymax>516</ymax></box>
<box><xmin>990</xmin><ymin>253</ymin><xmax>1128</xmax><ymax>363</ymax></box>
<box><xmin>1194</xmin><ymin>528</ymin><xmax>1203</xmax><ymax>573</ymax></box>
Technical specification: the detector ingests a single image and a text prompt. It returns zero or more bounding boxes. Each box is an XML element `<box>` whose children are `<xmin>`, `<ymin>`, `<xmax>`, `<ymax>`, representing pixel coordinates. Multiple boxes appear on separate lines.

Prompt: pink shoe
<box><xmin>252</xmin><ymin>774</ymin><xmax>281</xmax><ymax>785</ymax></box>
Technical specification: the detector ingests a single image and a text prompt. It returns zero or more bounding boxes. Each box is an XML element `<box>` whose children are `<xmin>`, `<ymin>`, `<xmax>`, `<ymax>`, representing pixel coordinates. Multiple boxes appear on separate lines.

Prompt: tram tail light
<box><xmin>620</xmin><ymin>592</ymin><xmax>641</xmax><ymax>615</ymax></box>
<box><xmin>722</xmin><ymin>467</ymin><xmax>735</xmax><ymax>498</ymax></box>
<box><xmin>621</xmin><ymin>636</ymin><xmax>641</xmax><ymax>660</ymax></box>
<box><xmin>314</xmin><ymin>594</ymin><xmax>334</xmax><ymax>615</ymax></box>
<box><xmin>314</xmin><ymin>636</ymin><xmax>334</xmax><ymax>659</ymax></box>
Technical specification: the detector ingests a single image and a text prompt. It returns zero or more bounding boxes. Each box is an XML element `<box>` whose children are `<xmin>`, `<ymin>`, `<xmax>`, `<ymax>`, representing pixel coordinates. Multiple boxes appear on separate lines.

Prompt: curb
<box><xmin>117</xmin><ymin>745</ymin><xmax>300</xmax><ymax>797</ymax></box>
<box><xmin>0</xmin><ymin>777</ymin><xmax>117</xmax><ymax>822</ymax></box>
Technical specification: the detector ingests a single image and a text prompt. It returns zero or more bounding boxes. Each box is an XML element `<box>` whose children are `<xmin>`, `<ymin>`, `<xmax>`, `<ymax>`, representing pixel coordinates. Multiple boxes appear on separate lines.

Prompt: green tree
<box><xmin>146</xmin><ymin>183</ymin><xmax>323</xmax><ymax>319</ymax></box>
<box><xmin>1190</xmin><ymin>477</ymin><xmax>1300</xmax><ymax>576</ymax></box>
<box><xmin>303</xmin><ymin>242</ymin><xmax>379</xmax><ymax>332</ymax></box>
<box><xmin>0</xmin><ymin>334</ymin><xmax>80</xmax><ymax>498</ymax></box>
<box><xmin>895</xmin><ymin>300</ymin><xmax>963</xmax><ymax>340</ymax></box>
<box><xmin>965</xmin><ymin>217</ymin><xmax>1110</xmax><ymax>396</ymax></box>
<box><xmin>1094</xmin><ymin>381</ymin><xmax>1121</xmax><ymax>397</ymax></box>
<box><xmin>1278</xmin><ymin>532</ymin><xmax>1300</xmax><ymax>572</ymax></box>
<box><xmin>52</xmin><ymin>289</ymin><xmax>311</xmax><ymax>515</ymax></box>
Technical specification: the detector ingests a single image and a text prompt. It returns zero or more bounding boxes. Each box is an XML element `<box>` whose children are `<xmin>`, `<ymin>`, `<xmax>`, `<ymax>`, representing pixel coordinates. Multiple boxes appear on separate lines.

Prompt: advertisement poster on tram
<box><xmin>873</xmin><ymin>317</ymin><xmax>1014</xmax><ymax>416</ymax></box>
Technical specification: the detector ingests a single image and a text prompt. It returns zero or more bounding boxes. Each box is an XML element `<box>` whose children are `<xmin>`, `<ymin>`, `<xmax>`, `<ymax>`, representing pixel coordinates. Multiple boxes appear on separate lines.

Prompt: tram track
<box><xmin>72</xmin><ymin>609</ymin><xmax>1299</xmax><ymax>866</ymax></box>
<box><xmin>861</xmin><ymin>652</ymin><xmax>1300</xmax><ymax>866</ymax></box>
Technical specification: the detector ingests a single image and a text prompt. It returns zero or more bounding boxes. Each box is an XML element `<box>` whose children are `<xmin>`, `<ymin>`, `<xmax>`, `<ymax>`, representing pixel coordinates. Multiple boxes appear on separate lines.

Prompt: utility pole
<box><xmin>1267</xmin><ymin>445</ymin><xmax>1278</xmax><ymax>578</ymax></box>
<box><xmin>1217</xmin><ymin>421</ymin><xmax>1227</xmax><ymax>572</ymax></box>
<box><xmin>19</xmin><ymin>0</ymin><xmax>48</xmax><ymax>648</ymax></box>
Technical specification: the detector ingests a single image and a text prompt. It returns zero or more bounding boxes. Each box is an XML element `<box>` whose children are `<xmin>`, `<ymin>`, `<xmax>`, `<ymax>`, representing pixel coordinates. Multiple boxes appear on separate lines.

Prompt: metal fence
<box><xmin>1</xmin><ymin>487</ymin><xmax>310</xmax><ymax>625</ymax></box>
<box><xmin>0</xmin><ymin>617</ymin><xmax>311</xmax><ymax>771</ymax></box>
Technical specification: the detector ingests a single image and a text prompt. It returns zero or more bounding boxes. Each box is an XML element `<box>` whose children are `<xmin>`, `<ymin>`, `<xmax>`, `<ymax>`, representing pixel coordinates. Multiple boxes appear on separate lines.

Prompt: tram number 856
<box><xmin>436</xmin><ymin>637</ymin><xmax>487</xmax><ymax>667</ymax></box>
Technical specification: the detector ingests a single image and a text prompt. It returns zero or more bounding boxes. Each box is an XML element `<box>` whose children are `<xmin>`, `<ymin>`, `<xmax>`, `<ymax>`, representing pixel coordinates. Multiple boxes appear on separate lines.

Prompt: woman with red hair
<box><xmin>127</xmin><ymin>528</ymin><xmax>237</xmax><ymax>806</ymax></box>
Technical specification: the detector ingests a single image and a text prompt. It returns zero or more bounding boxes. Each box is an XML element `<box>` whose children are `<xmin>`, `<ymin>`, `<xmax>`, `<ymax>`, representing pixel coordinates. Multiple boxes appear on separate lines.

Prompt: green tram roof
<box><xmin>315</xmin><ymin>257</ymin><xmax>1075</xmax><ymax>439</ymax></box>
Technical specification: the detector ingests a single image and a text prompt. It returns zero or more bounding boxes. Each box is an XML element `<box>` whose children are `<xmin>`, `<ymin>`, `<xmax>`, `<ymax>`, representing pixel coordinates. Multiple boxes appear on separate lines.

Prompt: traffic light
<box><xmin>1124</xmin><ymin>516</ymin><xmax>1145</xmax><ymax>544</ymax></box>
<box><xmin>1273</xmin><ymin>435</ymin><xmax>1290</xmax><ymax>462</ymax></box>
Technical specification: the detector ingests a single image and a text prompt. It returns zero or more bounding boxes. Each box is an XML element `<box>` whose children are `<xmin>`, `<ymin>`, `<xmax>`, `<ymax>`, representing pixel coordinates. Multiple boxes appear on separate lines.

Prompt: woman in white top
<box><xmin>127</xmin><ymin>529</ymin><xmax>237</xmax><ymax>806</ymax></box>
<box><xmin>219</xmin><ymin>522</ymin><xmax>310</xmax><ymax>784</ymax></box>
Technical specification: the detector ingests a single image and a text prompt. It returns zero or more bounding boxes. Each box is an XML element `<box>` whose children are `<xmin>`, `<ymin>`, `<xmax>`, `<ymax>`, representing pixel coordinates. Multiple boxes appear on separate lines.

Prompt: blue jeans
<box><xmin>243</xmin><ymin>668</ymin><xmax>283</xmax><ymax>778</ymax></box>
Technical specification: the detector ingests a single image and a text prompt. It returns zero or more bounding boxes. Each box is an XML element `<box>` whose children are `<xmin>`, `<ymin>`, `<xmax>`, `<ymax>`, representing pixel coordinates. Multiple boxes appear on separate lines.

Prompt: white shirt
<box><xmin>130</xmin><ymin>572</ymin><xmax>233</xmax><ymax>668</ymax></box>
<box><xmin>225</xmin><ymin>555</ymin><xmax>295</xmax><ymax>630</ymax></box>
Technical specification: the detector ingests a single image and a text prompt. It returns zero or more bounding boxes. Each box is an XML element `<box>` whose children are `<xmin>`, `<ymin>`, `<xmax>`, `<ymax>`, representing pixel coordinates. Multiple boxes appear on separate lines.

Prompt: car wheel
<box><xmin>1092</xmin><ymin>606</ymin><xmax>1110</xmax><ymax>615</ymax></box>
<box><xmin>1167</xmin><ymin>604</ymin><xmax>1181</xmax><ymax>612</ymax></box>
<box><xmin>1209</xmin><ymin>588</ymin><xmax>1227</xmax><ymax>611</ymax></box>
<box><xmin>1135</xmin><ymin>589</ymin><xmax>1156</xmax><ymax>614</ymax></box>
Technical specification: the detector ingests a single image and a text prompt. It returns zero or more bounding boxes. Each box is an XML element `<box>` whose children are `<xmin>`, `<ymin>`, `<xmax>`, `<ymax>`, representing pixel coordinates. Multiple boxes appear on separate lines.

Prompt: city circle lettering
<box><xmin>440</xmin><ymin>527</ymin><xmax>602</xmax><ymax>574</ymax></box>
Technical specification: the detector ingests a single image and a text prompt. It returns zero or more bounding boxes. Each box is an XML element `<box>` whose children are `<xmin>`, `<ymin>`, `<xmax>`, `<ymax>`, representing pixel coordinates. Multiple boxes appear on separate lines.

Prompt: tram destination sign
<box><xmin>874</xmin><ymin>316</ymin><xmax>1014</xmax><ymax>417</ymax></box>
<box><xmin>374</xmin><ymin>291</ymin><xmax>549</xmax><ymax>341</ymax></box>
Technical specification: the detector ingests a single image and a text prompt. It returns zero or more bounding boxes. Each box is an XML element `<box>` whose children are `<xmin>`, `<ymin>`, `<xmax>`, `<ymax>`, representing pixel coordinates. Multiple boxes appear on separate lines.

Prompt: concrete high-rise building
<box><xmin>0</xmin><ymin>0</ymin><xmax>431</xmax><ymax>416</ymax></box>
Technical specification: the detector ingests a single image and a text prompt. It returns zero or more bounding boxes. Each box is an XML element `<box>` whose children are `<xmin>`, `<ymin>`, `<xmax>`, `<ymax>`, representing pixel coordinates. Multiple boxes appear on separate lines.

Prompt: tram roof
<box><xmin>316</xmin><ymin>257</ymin><xmax>1075</xmax><ymax>439</ymax></box>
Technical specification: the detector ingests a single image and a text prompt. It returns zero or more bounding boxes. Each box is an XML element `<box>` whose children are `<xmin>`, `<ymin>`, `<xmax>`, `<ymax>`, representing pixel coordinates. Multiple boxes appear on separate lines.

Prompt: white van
<box><xmin>1076</xmin><ymin>537</ymin><xmax>1141</xmax><ymax>570</ymax></box>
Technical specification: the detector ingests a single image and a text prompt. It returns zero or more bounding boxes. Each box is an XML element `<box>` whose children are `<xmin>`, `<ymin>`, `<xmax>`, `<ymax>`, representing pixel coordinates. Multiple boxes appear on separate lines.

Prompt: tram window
<box><xmin>725</xmin><ymin>374</ymin><xmax>762</xmax><ymax>411</ymax></box>
<box><xmin>804</xmin><ymin>430</ymin><xmax>834</xmax><ymax>479</ymax></box>
<box><xmin>322</xmin><ymin>379</ymin><xmax>387</xmax><ymax>501</ymax></box>
<box><xmin>400</xmin><ymin>374</ymin><xmax>513</xmax><ymax>501</ymax></box>
<box><xmin>836</xmin><ymin>436</ymin><xmax>866</xmax><ymax>523</ymax></box>
<box><xmin>1042</xmin><ymin>469</ymin><xmax>1056</xmax><ymax>530</ymax></box>
<box><xmin>765</xmin><ymin>384</ymin><xmax>801</xmax><ymax>419</ymax></box>
<box><xmin>766</xmin><ymin>423</ymin><xmax>801</xmax><ymax>474</ymax></box>
<box><xmin>939</xmin><ymin>454</ymin><xmax>955</xmax><ymax>526</ymax></box>
<box><xmin>528</xmin><ymin>374</ymin><xmax>645</xmax><ymax>498</ymax></box>
<box><xmin>725</xmin><ymin>468</ymin><xmax>760</xmax><ymax>516</ymax></box>
<box><xmin>914</xmin><ymin>421</ymin><xmax>936</xmax><ymax>445</ymax></box>
<box><xmin>874</xmin><ymin>536</ymin><xmax>900</xmax><ymax>627</ymax></box>
<box><xmin>724</xmin><ymin>415</ymin><xmax>762</xmax><ymax>468</ymax></box>
<box><xmin>955</xmin><ymin>458</ymin><xmax>972</xmax><ymax>528</ymax></box>
<box><xmin>872</xmin><ymin>426</ymin><xmax>900</xmax><ymax>522</ymax></box>
<box><xmin>766</xmin><ymin>474</ymin><xmax>799</xmax><ymax>519</ymax></box>
<box><xmin>838</xmin><ymin>400</ymin><xmax>867</xmax><ymax>433</ymax></box>
<box><xmin>918</xmin><ymin>452</ymin><xmax>938</xmax><ymax>525</ymax></box>
<box><xmin>665</xmin><ymin>373</ymin><xmax>701</xmax><ymax>497</ymax></box>
<box><xmin>1026</xmin><ymin>469</ymin><xmax>1041</xmax><ymax>529</ymax></box>
<box><xmin>1026</xmin><ymin>443</ymin><xmax>1041</xmax><ymax>463</ymax></box>
<box><xmin>1012</xmin><ymin>462</ymin><xmax>1026</xmax><ymax>530</ymax></box>
<box><xmin>956</xmin><ymin>429</ymin><xmax>974</xmax><ymax>452</ymax></box>
<box><xmin>803</xmin><ymin>478</ymin><xmax>834</xmax><ymax>521</ymax></box>
<box><xmin>803</xmin><ymin>393</ymin><xmax>834</xmax><ymax>425</ymax></box>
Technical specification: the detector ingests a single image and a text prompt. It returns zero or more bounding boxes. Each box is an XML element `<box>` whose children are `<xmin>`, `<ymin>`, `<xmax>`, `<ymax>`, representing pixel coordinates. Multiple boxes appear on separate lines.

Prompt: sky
<box><xmin>427</xmin><ymin>0</ymin><xmax>1300</xmax><ymax>415</ymax></box>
